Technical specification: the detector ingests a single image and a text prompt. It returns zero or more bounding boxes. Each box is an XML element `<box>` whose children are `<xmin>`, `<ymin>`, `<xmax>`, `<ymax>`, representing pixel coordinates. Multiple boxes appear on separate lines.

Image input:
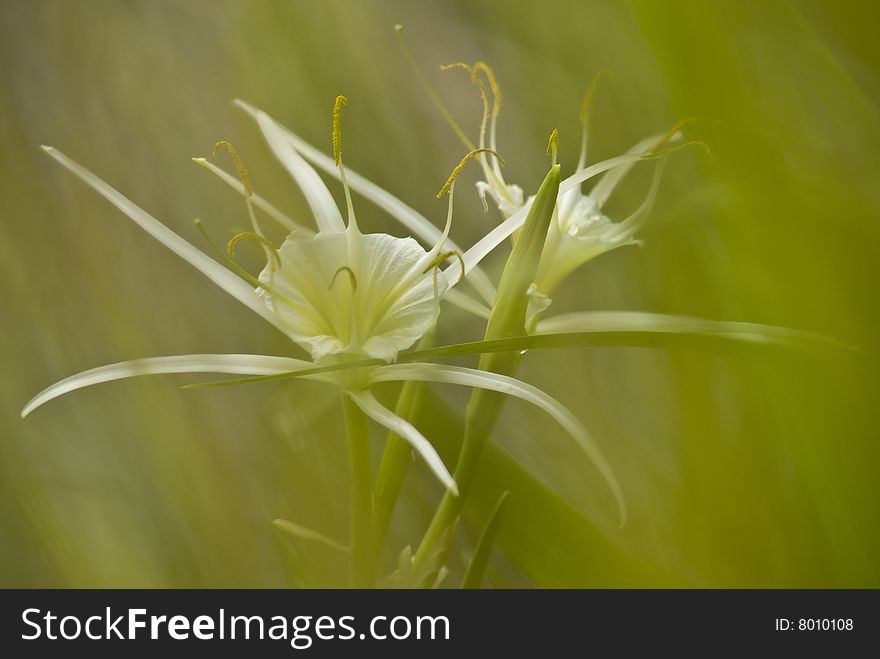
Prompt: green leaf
<box><xmin>182</xmin><ymin>316</ymin><xmax>853</xmax><ymax>390</ymax></box>
<box><xmin>272</xmin><ymin>519</ymin><xmax>348</xmax><ymax>553</ymax></box>
<box><xmin>462</xmin><ymin>490</ymin><xmax>509</xmax><ymax>589</ymax></box>
<box><xmin>415</xmin><ymin>390</ymin><xmax>678</xmax><ymax>587</ymax></box>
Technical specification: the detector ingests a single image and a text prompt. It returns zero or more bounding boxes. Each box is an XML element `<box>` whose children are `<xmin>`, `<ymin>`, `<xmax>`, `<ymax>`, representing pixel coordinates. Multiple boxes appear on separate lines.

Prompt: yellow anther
<box><xmin>422</xmin><ymin>250</ymin><xmax>465</xmax><ymax>284</ymax></box>
<box><xmin>329</xmin><ymin>265</ymin><xmax>357</xmax><ymax>292</ymax></box>
<box><xmin>332</xmin><ymin>95</ymin><xmax>349</xmax><ymax>166</ymax></box>
<box><xmin>648</xmin><ymin>116</ymin><xmax>699</xmax><ymax>155</ymax></box>
<box><xmin>436</xmin><ymin>147</ymin><xmax>505</xmax><ymax>198</ymax></box>
<box><xmin>547</xmin><ymin>129</ymin><xmax>559</xmax><ymax>165</ymax></box>
<box><xmin>440</xmin><ymin>62</ymin><xmax>474</xmax><ymax>74</ymax></box>
<box><xmin>212</xmin><ymin>140</ymin><xmax>252</xmax><ymax>196</ymax></box>
<box><xmin>472</xmin><ymin>62</ymin><xmax>502</xmax><ymax>115</ymax></box>
<box><xmin>579</xmin><ymin>70</ymin><xmax>620</xmax><ymax>126</ymax></box>
<box><xmin>226</xmin><ymin>231</ymin><xmax>279</xmax><ymax>267</ymax></box>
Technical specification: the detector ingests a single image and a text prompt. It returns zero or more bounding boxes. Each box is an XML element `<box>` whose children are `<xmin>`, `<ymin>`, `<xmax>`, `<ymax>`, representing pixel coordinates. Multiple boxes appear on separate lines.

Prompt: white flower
<box><xmin>23</xmin><ymin>98</ymin><xmax>634</xmax><ymax>514</ymax></box>
<box><xmin>260</xmin><ymin>229</ymin><xmax>444</xmax><ymax>364</ymax></box>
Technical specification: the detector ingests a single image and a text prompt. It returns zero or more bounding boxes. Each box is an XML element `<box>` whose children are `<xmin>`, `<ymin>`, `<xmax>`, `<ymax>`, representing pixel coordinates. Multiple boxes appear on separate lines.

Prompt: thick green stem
<box><xmin>413</xmin><ymin>362</ymin><xmax>517</xmax><ymax>568</ymax></box>
<box><xmin>342</xmin><ymin>394</ymin><xmax>373</xmax><ymax>588</ymax></box>
<box><xmin>367</xmin><ymin>329</ymin><xmax>437</xmax><ymax>580</ymax></box>
<box><xmin>414</xmin><ymin>163</ymin><xmax>561</xmax><ymax>569</ymax></box>
<box><xmin>368</xmin><ymin>378</ymin><xmax>426</xmax><ymax>581</ymax></box>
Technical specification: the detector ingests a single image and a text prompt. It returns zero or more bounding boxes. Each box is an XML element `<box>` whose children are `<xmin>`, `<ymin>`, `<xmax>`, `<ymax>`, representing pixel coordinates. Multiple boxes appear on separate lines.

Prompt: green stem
<box><xmin>414</xmin><ymin>164</ymin><xmax>561</xmax><ymax>570</ymax></box>
<box><xmin>413</xmin><ymin>362</ymin><xmax>517</xmax><ymax>569</ymax></box>
<box><xmin>368</xmin><ymin>379</ymin><xmax>426</xmax><ymax>579</ymax></box>
<box><xmin>367</xmin><ymin>329</ymin><xmax>436</xmax><ymax>581</ymax></box>
<box><xmin>342</xmin><ymin>394</ymin><xmax>373</xmax><ymax>588</ymax></box>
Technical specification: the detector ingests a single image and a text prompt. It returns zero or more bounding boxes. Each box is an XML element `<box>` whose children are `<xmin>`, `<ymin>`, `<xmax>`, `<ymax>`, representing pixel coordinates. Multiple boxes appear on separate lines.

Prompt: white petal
<box><xmin>347</xmin><ymin>389</ymin><xmax>457</xmax><ymax>495</ymax></box>
<box><xmin>235</xmin><ymin>100</ymin><xmax>497</xmax><ymax>305</ymax></box>
<box><xmin>250</xmin><ymin>111</ymin><xmax>345</xmax><ymax>232</ymax></box>
<box><xmin>264</xmin><ymin>231</ymin><xmax>442</xmax><ymax>362</ymax></box>
<box><xmin>371</xmin><ymin>363</ymin><xmax>626</xmax><ymax>527</ymax></box>
<box><xmin>443</xmin><ymin>289</ymin><xmax>491</xmax><ymax>319</ymax></box>
<box><xmin>588</xmin><ymin>132</ymin><xmax>663</xmax><ymax>208</ymax></box>
<box><xmin>22</xmin><ymin>354</ymin><xmax>319</xmax><ymax>418</ymax></box>
<box><xmin>452</xmin><ymin>154</ymin><xmax>651</xmax><ymax>289</ymax></box>
<box><xmin>191</xmin><ymin>157</ymin><xmax>311</xmax><ymax>235</ymax></box>
<box><xmin>41</xmin><ymin>146</ymin><xmax>293</xmax><ymax>337</ymax></box>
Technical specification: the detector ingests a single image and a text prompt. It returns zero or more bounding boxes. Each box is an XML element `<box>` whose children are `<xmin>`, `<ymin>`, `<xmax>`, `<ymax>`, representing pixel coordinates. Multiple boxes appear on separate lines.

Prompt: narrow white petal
<box><xmin>535</xmin><ymin>311</ymin><xmax>844</xmax><ymax>349</ymax></box>
<box><xmin>607</xmin><ymin>160</ymin><xmax>665</xmax><ymax>240</ymax></box>
<box><xmin>41</xmin><ymin>146</ymin><xmax>292</xmax><ymax>336</ymax></box>
<box><xmin>443</xmin><ymin>289</ymin><xmax>492</xmax><ymax>319</ymax></box>
<box><xmin>371</xmin><ymin>363</ymin><xmax>626</xmax><ymax>527</ymax></box>
<box><xmin>22</xmin><ymin>354</ymin><xmax>319</xmax><ymax>418</ymax></box>
<box><xmin>239</xmin><ymin>110</ymin><xmax>345</xmax><ymax>232</ymax></box>
<box><xmin>588</xmin><ymin>133</ymin><xmax>663</xmax><ymax>208</ymax></box>
<box><xmin>191</xmin><ymin>157</ymin><xmax>311</xmax><ymax>235</ymax></box>
<box><xmin>452</xmin><ymin>154</ymin><xmax>652</xmax><ymax>288</ymax></box>
<box><xmin>235</xmin><ymin>100</ymin><xmax>497</xmax><ymax>305</ymax></box>
<box><xmin>347</xmin><ymin>389</ymin><xmax>458</xmax><ymax>495</ymax></box>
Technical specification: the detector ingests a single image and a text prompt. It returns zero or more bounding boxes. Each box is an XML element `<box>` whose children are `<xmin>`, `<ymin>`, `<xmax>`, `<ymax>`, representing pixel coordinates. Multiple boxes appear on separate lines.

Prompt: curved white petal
<box><xmin>443</xmin><ymin>289</ymin><xmax>491</xmax><ymax>319</ymax></box>
<box><xmin>370</xmin><ymin>363</ymin><xmax>626</xmax><ymax>527</ymax></box>
<box><xmin>252</xmin><ymin>112</ymin><xmax>345</xmax><ymax>232</ymax></box>
<box><xmin>262</xmin><ymin>231</ymin><xmax>443</xmax><ymax>363</ymax></box>
<box><xmin>191</xmin><ymin>157</ymin><xmax>311</xmax><ymax>235</ymax></box>
<box><xmin>41</xmin><ymin>146</ymin><xmax>293</xmax><ymax>337</ymax></box>
<box><xmin>535</xmin><ymin>311</ymin><xmax>847</xmax><ymax>350</ymax></box>
<box><xmin>235</xmin><ymin>100</ymin><xmax>497</xmax><ymax>305</ymax></box>
<box><xmin>451</xmin><ymin>154</ymin><xmax>653</xmax><ymax>289</ymax></box>
<box><xmin>22</xmin><ymin>354</ymin><xmax>319</xmax><ymax>418</ymax></box>
<box><xmin>588</xmin><ymin>132</ymin><xmax>663</xmax><ymax>208</ymax></box>
<box><xmin>347</xmin><ymin>389</ymin><xmax>457</xmax><ymax>495</ymax></box>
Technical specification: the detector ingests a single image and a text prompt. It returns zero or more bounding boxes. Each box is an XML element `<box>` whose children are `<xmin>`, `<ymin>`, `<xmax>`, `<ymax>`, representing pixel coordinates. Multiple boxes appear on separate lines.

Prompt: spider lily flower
<box><xmin>443</xmin><ymin>65</ymin><xmax>691</xmax><ymax>326</ymax></box>
<box><xmin>23</xmin><ymin>102</ymin><xmax>462</xmax><ymax>493</ymax></box>
<box><xmin>236</xmin><ymin>94</ymin><xmax>676</xmax><ymax>322</ymax></box>
<box><xmin>234</xmin><ymin>100</ymin><xmax>495</xmax><ymax>321</ymax></box>
<box><xmin>23</xmin><ymin>99</ymin><xmax>631</xmax><ymax>515</ymax></box>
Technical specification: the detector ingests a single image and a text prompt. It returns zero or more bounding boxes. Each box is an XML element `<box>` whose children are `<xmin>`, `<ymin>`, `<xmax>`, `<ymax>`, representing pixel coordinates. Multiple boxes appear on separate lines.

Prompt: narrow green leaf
<box><xmin>462</xmin><ymin>490</ymin><xmax>510</xmax><ymax>589</ymax></box>
<box><xmin>415</xmin><ymin>390</ymin><xmax>679</xmax><ymax>587</ymax></box>
<box><xmin>182</xmin><ymin>318</ymin><xmax>854</xmax><ymax>390</ymax></box>
<box><xmin>415</xmin><ymin>517</ymin><xmax>459</xmax><ymax>589</ymax></box>
<box><xmin>272</xmin><ymin>519</ymin><xmax>349</xmax><ymax>553</ymax></box>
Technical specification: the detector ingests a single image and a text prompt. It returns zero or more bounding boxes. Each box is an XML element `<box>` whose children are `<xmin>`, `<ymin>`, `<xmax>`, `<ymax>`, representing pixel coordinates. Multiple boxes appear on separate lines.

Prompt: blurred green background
<box><xmin>1</xmin><ymin>0</ymin><xmax>878</xmax><ymax>587</ymax></box>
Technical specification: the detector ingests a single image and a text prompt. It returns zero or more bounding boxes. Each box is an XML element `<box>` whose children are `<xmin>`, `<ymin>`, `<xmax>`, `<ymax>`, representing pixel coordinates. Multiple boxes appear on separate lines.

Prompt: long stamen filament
<box><xmin>332</xmin><ymin>94</ymin><xmax>359</xmax><ymax>233</ymax></box>
<box><xmin>394</xmin><ymin>25</ymin><xmax>476</xmax><ymax>152</ymax></box>
<box><xmin>194</xmin><ymin>219</ymin><xmax>301</xmax><ymax>314</ymax></box>
<box><xmin>227</xmin><ymin>231</ymin><xmax>280</xmax><ymax>268</ymax></box>
<box><xmin>437</xmin><ymin>147</ymin><xmax>505</xmax><ymax>198</ymax></box>
<box><xmin>472</xmin><ymin>62</ymin><xmax>503</xmax><ymax>178</ymax></box>
<box><xmin>577</xmin><ymin>70</ymin><xmax>620</xmax><ymax>171</ymax></box>
<box><xmin>441</xmin><ymin>62</ymin><xmax>510</xmax><ymax>198</ymax></box>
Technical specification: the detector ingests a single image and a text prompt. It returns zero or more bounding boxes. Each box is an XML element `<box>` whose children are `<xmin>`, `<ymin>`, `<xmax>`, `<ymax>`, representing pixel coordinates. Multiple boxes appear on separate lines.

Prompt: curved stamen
<box><xmin>423</xmin><ymin>250</ymin><xmax>465</xmax><ymax>284</ymax></box>
<box><xmin>648</xmin><ymin>116</ymin><xmax>699</xmax><ymax>155</ymax></box>
<box><xmin>472</xmin><ymin>61</ymin><xmax>504</xmax><ymax>178</ymax></box>
<box><xmin>577</xmin><ymin>70</ymin><xmax>620</xmax><ymax>171</ymax></box>
<box><xmin>437</xmin><ymin>147</ymin><xmax>505</xmax><ymax>198</ymax></box>
<box><xmin>441</xmin><ymin>62</ymin><xmax>506</xmax><ymax>190</ymax></box>
<box><xmin>212</xmin><ymin>140</ymin><xmax>268</xmax><ymax>264</ymax></box>
<box><xmin>212</xmin><ymin>140</ymin><xmax>253</xmax><ymax>197</ymax></box>
<box><xmin>394</xmin><ymin>25</ymin><xmax>476</xmax><ymax>152</ymax></box>
<box><xmin>226</xmin><ymin>231</ymin><xmax>280</xmax><ymax>268</ymax></box>
<box><xmin>194</xmin><ymin>219</ymin><xmax>304</xmax><ymax>316</ymax></box>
